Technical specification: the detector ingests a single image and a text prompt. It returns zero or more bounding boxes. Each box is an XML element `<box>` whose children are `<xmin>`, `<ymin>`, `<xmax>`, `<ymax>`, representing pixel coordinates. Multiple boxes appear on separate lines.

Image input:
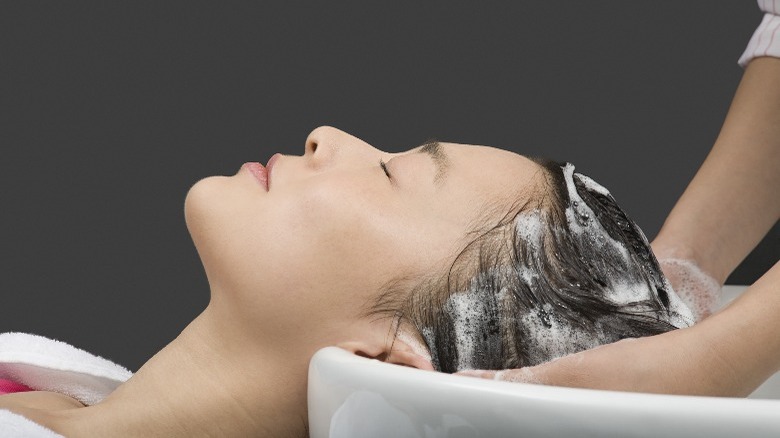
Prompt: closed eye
<box><xmin>379</xmin><ymin>159</ymin><xmax>392</xmax><ymax>179</ymax></box>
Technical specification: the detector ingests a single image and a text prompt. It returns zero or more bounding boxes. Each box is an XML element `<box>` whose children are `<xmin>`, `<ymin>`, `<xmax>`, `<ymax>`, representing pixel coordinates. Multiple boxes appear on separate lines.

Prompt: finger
<box><xmin>456</xmin><ymin>368</ymin><xmax>540</xmax><ymax>384</ymax></box>
<box><xmin>493</xmin><ymin>368</ymin><xmax>540</xmax><ymax>384</ymax></box>
<box><xmin>455</xmin><ymin>369</ymin><xmax>498</xmax><ymax>379</ymax></box>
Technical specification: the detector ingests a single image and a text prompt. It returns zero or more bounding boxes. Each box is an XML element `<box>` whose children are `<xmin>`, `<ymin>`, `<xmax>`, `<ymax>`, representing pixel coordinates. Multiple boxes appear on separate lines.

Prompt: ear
<box><xmin>336</xmin><ymin>340</ymin><xmax>434</xmax><ymax>371</ymax></box>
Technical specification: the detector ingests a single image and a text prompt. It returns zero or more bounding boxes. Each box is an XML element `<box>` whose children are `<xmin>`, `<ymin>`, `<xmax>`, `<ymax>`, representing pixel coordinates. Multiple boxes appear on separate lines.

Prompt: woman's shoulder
<box><xmin>1</xmin><ymin>390</ymin><xmax>85</xmax><ymax>411</ymax></box>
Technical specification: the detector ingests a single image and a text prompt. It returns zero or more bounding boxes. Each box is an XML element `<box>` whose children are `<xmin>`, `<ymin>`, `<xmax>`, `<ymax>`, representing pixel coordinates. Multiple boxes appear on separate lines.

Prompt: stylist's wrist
<box><xmin>651</xmin><ymin>238</ymin><xmax>722</xmax><ymax>321</ymax></box>
<box><xmin>652</xmin><ymin>230</ymin><xmax>729</xmax><ymax>285</ymax></box>
<box><xmin>651</xmin><ymin>237</ymin><xmax>698</xmax><ymax>265</ymax></box>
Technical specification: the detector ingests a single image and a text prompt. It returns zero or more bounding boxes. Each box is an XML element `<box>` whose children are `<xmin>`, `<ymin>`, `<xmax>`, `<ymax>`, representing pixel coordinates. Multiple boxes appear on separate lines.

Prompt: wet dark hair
<box><xmin>366</xmin><ymin>158</ymin><xmax>689</xmax><ymax>373</ymax></box>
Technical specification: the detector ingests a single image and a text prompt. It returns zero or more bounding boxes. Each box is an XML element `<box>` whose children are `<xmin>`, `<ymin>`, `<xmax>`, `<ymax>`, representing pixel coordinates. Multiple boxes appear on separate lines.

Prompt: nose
<box><xmin>304</xmin><ymin>126</ymin><xmax>338</xmax><ymax>156</ymax></box>
<box><xmin>304</xmin><ymin>126</ymin><xmax>384</xmax><ymax>168</ymax></box>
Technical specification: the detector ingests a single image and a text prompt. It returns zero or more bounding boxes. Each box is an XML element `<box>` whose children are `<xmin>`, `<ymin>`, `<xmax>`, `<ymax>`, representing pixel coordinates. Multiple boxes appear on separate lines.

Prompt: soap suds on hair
<box><xmin>561</xmin><ymin>163</ymin><xmax>694</xmax><ymax>326</ymax></box>
<box><xmin>603</xmin><ymin>279</ymin><xmax>656</xmax><ymax>305</ymax></box>
<box><xmin>514</xmin><ymin>210</ymin><xmax>544</xmax><ymax>284</ymax></box>
<box><xmin>420</xmin><ymin>162</ymin><xmax>698</xmax><ymax>373</ymax></box>
<box><xmin>561</xmin><ymin>164</ymin><xmax>629</xmax><ymax>262</ymax></box>
<box><xmin>514</xmin><ymin>209</ymin><xmax>544</xmax><ymax>246</ymax></box>
<box><xmin>606</xmin><ymin>278</ymin><xmax>693</xmax><ymax>328</ymax></box>
<box><xmin>518</xmin><ymin>303</ymin><xmax>602</xmax><ymax>365</ymax></box>
<box><xmin>575</xmin><ymin>172</ymin><xmax>611</xmax><ymax>197</ymax></box>
<box><xmin>444</xmin><ymin>291</ymin><xmax>486</xmax><ymax>370</ymax></box>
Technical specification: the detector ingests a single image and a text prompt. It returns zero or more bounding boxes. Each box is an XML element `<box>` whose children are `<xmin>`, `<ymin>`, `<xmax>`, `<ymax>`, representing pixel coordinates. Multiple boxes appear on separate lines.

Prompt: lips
<box><xmin>242</xmin><ymin>162</ymin><xmax>268</xmax><ymax>190</ymax></box>
<box><xmin>242</xmin><ymin>153</ymin><xmax>281</xmax><ymax>191</ymax></box>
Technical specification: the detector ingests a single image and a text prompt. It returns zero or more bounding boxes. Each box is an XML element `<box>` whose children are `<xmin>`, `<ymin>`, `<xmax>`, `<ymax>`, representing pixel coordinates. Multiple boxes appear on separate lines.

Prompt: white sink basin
<box><xmin>308</xmin><ymin>285</ymin><xmax>780</xmax><ymax>437</ymax></box>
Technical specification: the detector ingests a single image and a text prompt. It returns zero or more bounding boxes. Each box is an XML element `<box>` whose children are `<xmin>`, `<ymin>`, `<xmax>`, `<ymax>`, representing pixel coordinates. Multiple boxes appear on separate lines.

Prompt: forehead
<box><xmin>439</xmin><ymin>142</ymin><xmax>543</xmax><ymax>200</ymax></box>
<box><xmin>405</xmin><ymin>142</ymin><xmax>544</xmax><ymax>235</ymax></box>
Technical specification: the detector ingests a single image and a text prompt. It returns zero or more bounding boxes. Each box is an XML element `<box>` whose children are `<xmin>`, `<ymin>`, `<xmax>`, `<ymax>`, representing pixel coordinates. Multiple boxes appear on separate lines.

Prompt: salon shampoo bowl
<box><xmin>308</xmin><ymin>285</ymin><xmax>780</xmax><ymax>437</ymax></box>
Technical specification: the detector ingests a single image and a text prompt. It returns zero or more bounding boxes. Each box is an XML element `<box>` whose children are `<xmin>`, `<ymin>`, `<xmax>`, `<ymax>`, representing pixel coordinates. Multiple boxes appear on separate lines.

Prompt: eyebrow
<box><xmin>416</xmin><ymin>140</ymin><xmax>449</xmax><ymax>185</ymax></box>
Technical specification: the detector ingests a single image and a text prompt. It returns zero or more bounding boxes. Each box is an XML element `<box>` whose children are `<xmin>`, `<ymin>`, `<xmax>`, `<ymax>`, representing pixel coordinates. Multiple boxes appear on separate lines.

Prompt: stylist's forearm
<box><xmin>653</xmin><ymin>57</ymin><xmax>780</xmax><ymax>283</ymax></box>
<box><xmin>691</xmin><ymin>261</ymin><xmax>780</xmax><ymax>396</ymax></box>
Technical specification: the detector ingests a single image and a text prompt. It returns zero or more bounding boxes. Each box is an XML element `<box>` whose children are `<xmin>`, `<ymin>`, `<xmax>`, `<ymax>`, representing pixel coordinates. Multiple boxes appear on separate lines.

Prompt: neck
<box><xmin>54</xmin><ymin>302</ymin><xmax>310</xmax><ymax>437</ymax></box>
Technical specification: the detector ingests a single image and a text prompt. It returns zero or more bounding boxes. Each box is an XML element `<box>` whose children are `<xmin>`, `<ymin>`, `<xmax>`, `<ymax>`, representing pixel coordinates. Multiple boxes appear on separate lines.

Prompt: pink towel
<box><xmin>0</xmin><ymin>377</ymin><xmax>32</xmax><ymax>395</ymax></box>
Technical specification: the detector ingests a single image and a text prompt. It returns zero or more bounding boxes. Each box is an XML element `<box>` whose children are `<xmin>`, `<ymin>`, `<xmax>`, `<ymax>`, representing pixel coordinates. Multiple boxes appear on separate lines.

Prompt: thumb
<box><xmin>456</xmin><ymin>367</ymin><xmax>541</xmax><ymax>384</ymax></box>
<box><xmin>455</xmin><ymin>369</ymin><xmax>498</xmax><ymax>379</ymax></box>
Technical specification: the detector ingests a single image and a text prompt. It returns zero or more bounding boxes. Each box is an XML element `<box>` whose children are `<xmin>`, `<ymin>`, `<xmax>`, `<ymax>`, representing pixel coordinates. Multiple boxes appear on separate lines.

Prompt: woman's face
<box><xmin>184</xmin><ymin>126</ymin><xmax>541</xmax><ymax>355</ymax></box>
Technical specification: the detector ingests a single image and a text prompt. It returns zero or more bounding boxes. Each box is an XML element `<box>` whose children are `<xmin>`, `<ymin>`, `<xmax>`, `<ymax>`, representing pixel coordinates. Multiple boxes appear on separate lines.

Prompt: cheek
<box><xmin>275</xmin><ymin>179</ymin><xmax>402</xmax><ymax>279</ymax></box>
<box><xmin>291</xmin><ymin>187</ymin><xmax>468</xmax><ymax>304</ymax></box>
<box><xmin>251</xmin><ymin>179</ymin><xmax>420</xmax><ymax>324</ymax></box>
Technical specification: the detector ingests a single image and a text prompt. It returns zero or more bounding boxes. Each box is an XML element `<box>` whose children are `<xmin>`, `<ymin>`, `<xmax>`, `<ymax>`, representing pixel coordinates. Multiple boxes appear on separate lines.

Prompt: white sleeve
<box><xmin>738</xmin><ymin>0</ymin><xmax>780</xmax><ymax>67</ymax></box>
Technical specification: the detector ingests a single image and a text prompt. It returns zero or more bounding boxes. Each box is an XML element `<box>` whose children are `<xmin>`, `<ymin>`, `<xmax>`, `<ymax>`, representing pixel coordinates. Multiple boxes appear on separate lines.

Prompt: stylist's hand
<box><xmin>456</xmin><ymin>326</ymin><xmax>741</xmax><ymax>397</ymax></box>
<box><xmin>651</xmin><ymin>242</ymin><xmax>723</xmax><ymax>322</ymax></box>
<box><xmin>657</xmin><ymin>257</ymin><xmax>722</xmax><ymax>321</ymax></box>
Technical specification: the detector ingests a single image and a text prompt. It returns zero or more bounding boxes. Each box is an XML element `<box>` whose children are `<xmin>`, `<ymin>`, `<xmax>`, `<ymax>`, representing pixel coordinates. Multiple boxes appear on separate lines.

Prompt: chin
<box><xmin>184</xmin><ymin>175</ymin><xmax>250</xmax><ymax>269</ymax></box>
<box><xmin>184</xmin><ymin>174</ymin><xmax>276</xmax><ymax>290</ymax></box>
<box><xmin>184</xmin><ymin>176</ymin><xmax>231</xmax><ymax>235</ymax></box>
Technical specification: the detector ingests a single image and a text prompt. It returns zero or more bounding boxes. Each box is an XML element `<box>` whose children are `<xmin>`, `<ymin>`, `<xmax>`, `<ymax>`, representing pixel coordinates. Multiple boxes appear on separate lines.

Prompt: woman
<box><xmin>0</xmin><ymin>126</ymin><xmax>693</xmax><ymax>436</ymax></box>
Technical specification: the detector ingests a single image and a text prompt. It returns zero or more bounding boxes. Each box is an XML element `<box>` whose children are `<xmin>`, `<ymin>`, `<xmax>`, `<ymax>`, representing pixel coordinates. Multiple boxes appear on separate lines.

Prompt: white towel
<box><xmin>0</xmin><ymin>332</ymin><xmax>133</xmax><ymax>406</ymax></box>
<box><xmin>0</xmin><ymin>332</ymin><xmax>133</xmax><ymax>436</ymax></box>
<box><xmin>0</xmin><ymin>410</ymin><xmax>65</xmax><ymax>438</ymax></box>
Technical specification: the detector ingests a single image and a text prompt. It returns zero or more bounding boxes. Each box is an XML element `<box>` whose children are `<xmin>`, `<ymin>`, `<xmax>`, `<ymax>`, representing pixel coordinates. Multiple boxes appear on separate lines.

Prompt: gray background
<box><xmin>1</xmin><ymin>2</ymin><xmax>777</xmax><ymax>371</ymax></box>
